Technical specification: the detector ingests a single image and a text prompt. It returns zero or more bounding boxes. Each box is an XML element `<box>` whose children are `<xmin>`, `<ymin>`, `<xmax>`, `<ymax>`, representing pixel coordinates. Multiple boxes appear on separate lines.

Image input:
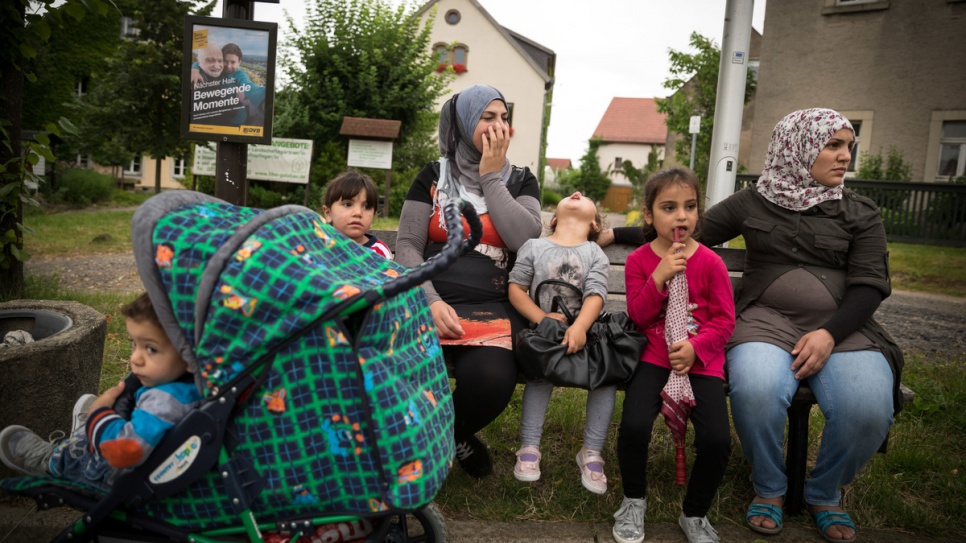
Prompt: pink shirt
<box><xmin>625</xmin><ymin>242</ymin><xmax>736</xmax><ymax>379</ymax></box>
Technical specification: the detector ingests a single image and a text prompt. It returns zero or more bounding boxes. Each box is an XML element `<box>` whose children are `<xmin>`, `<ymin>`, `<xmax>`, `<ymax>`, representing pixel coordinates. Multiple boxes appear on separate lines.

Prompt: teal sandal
<box><xmin>812</xmin><ymin>509</ymin><xmax>857</xmax><ymax>543</ymax></box>
<box><xmin>745</xmin><ymin>502</ymin><xmax>783</xmax><ymax>535</ymax></box>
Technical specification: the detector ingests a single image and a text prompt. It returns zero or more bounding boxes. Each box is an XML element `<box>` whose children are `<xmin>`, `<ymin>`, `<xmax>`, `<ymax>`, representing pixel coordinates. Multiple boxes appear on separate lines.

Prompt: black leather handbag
<box><xmin>516</xmin><ymin>280</ymin><xmax>646</xmax><ymax>390</ymax></box>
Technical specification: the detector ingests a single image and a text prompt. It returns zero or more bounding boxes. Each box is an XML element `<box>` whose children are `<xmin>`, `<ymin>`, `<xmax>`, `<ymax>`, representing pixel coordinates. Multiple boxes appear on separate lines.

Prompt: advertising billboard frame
<box><xmin>180</xmin><ymin>15</ymin><xmax>277</xmax><ymax>144</ymax></box>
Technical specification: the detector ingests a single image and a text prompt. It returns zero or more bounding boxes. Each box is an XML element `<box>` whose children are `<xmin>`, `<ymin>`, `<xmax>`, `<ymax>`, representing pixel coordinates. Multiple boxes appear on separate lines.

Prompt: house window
<box><xmin>434</xmin><ymin>43</ymin><xmax>469</xmax><ymax>71</ymax></box>
<box><xmin>125</xmin><ymin>155</ymin><xmax>142</xmax><ymax>176</ymax></box>
<box><xmin>847</xmin><ymin>121</ymin><xmax>861</xmax><ymax>174</ymax></box>
<box><xmin>120</xmin><ymin>16</ymin><xmax>140</xmax><ymax>39</ymax></box>
<box><xmin>76</xmin><ymin>154</ymin><xmax>90</xmax><ymax>168</ymax></box>
<box><xmin>172</xmin><ymin>157</ymin><xmax>186</xmax><ymax>179</ymax></box>
<box><xmin>822</xmin><ymin>0</ymin><xmax>889</xmax><ymax>14</ymax></box>
<box><xmin>76</xmin><ymin>77</ymin><xmax>88</xmax><ymax>97</ymax></box>
<box><xmin>614</xmin><ymin>157</ymin><xmax>623</xmax><ymax>169</ymax></box>
<box><xmin>937</xmin><ymin>121</ymin><xmax>966</xmax><ymax>179</ymax></box>
<box><xmin>434</xmin><ymin>44</ymin><xmax>448</xmax><ymax>63</ymax></box>
<box><xmin>453</xmin><ymin>45</ymin><xmax>468</xmax><ymax>66</ymax></box>
<box><xmin>444</xmin><ymin>10</ymin><xmax>461</xmax><ymax>25</ymax></box>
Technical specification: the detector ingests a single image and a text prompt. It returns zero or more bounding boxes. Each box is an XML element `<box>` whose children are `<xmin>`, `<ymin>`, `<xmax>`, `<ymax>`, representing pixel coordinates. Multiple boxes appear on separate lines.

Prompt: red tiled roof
<box><xmin>592</xmin><ymin>98</ymin><xmax>667</xmax><ymax>144</ymax></box>
<box><xmin>546</xmin><ymin>158</ymin><xmax>572</xmax><ymax>171</ymax></box>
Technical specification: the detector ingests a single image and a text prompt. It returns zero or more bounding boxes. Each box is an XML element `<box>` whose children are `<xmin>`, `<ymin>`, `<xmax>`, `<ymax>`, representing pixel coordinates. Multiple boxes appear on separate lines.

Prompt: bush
<box><xmin>541</xmin><ymin>189</ymin><xmax>561</xmax><ymax>208</ymax></box>
<box><xmin>51</xmin><ymin>168</ymin><xmax>115</xmax><ymax>205</ymax></box>
<box><xmin>248</xmin><ymin>184</ymin><xmax>284</xmax><ymax>209</ymax></box>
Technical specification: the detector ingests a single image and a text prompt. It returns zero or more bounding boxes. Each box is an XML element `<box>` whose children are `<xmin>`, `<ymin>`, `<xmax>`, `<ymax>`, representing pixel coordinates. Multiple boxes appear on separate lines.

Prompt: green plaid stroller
<box><xmin>1</xmin><ymin>190</ymin><xmax>482</xmax><ymax>542</ymax></box>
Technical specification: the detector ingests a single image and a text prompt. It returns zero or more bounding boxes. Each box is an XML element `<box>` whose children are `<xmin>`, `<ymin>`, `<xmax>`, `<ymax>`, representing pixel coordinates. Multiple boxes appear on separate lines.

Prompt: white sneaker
<box><xmin>612</xmin><ymin>496</ymin><xmax>646</xmax><ymax>543</ymax></box>
<box><xmin>0</xmin><ymin>425</ymin><xmax>55</xmax><ymax>476</ymax></box>
<box><xmin>72</xmin><ymin>394</ymin><xmax>97</xmax><ymax>434</ymax></box>
<box><xmin>679</xmin><ymin>513</ymin><xmax>720</xmax><ymax>543</ymax></box>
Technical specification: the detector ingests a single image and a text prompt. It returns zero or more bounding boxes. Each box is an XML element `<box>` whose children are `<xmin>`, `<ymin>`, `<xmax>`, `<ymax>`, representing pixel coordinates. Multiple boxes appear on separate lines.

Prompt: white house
<box><xmin>415</xmin><ymin>0</ymin><xmax>555</xmax><ymax>172</ymax></box>
<box><xmin>592</xmin><ymin>97</ymin><xmax>667</xmax><ymax>211</ymax></box>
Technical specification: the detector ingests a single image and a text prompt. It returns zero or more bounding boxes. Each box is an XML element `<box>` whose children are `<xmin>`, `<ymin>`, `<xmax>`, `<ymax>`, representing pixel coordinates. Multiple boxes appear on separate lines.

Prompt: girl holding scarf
<box><xmin>396</xmin><ymin>85</ymin><xmax>542</xmax><ymax>478</ymax></box>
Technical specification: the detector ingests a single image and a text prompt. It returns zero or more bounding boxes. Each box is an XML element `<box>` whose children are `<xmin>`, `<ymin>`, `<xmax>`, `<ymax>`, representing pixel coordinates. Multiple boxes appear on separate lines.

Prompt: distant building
<box><xmin>544</xmin><ymin>157</ymin><xmax>572</xmax><ymax>189</ymax></box>
<box><xmin>591</xmin><ymin>97</ymin><xmax>667</xmax><ymax>211</ymax></box>
<box><xmin>752</xmin><ymin>0</ymin><xmax>966</xmax><ymax>181</ymax></box>
<box><xmin>416</xmin><ymin>0</ymin><xmax>555</xmax><ymax>173</ymax></box>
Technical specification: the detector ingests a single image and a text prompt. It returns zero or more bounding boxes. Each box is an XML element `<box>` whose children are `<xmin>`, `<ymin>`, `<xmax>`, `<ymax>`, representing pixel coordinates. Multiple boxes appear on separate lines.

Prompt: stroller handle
<box><xmin>381</xmin><ymin>200</ymin><xmax>482</xmax><ymax>300</ymax></box>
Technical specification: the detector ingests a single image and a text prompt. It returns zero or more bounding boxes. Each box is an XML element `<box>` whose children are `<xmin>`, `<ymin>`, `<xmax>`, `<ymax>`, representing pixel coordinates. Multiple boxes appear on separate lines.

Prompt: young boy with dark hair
<box><xmin>0</xmin><ymin>293</ymin><xmax>201</xmax><ymax>490</ymax></box>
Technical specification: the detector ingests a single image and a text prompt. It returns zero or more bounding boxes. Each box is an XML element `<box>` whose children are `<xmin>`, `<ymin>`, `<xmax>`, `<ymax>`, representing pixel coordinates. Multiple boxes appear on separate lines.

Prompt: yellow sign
<box><xmin>192</xmin><ymin>29</ymin><xmax>208</xmax><ymax>50</ymax></box>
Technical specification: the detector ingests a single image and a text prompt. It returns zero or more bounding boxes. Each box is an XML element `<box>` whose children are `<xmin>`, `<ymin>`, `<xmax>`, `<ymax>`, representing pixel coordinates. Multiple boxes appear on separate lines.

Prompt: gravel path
<box><xmin>24</xmin><ymin>252</ymin><xmax>966</xmax><ymax>358</ymax></box>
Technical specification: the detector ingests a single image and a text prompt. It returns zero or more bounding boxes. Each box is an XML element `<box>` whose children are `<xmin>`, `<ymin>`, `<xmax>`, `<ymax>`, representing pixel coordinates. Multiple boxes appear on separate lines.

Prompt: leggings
<box><xmin>617</xmin><ymin>362</ymin><xmax>731</xmax><ymax>518</ymax></box>
<box><xmin>448</xmin><ymin>345</ymin><xmax>519</xmax><ymax>442</ymax></box>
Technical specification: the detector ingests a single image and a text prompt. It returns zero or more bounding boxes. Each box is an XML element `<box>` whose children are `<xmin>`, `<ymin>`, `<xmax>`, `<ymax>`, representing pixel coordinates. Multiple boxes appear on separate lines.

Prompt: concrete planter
<box><xmin>0</xmin><ymin>300</ymin><xmax>106</xmax><ymax>478</ymax></box>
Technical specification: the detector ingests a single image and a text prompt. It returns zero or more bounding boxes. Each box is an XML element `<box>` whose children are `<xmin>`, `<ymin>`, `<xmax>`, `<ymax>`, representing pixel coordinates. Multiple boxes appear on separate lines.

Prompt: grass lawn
<box><xmin>13</xmin><ymin>204</ymin><xmax>966</xmax><ymax>538</ymax></box>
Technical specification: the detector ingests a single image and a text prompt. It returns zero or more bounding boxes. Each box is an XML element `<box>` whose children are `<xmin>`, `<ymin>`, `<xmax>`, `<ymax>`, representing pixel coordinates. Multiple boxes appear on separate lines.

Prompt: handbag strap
<box><xmin>534</xmin><ymin>280</ymin><xmax>583</xmax><ymax>324</ymax></box>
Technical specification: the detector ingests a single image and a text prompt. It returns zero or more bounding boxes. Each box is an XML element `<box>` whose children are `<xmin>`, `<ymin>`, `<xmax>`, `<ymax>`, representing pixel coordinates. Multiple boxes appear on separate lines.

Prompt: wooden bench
<box><xmin>371</xmin><ymin>229</ymin><xmax>914</xmax><ymax>515</ymax></box>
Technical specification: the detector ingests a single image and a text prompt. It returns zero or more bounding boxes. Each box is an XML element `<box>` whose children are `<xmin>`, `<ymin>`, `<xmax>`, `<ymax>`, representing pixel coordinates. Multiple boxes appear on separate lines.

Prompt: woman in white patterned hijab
<box><xmin>756</xmin><ymin>108</ymin><xmax>855</xmax><ymax>211</ymax></box>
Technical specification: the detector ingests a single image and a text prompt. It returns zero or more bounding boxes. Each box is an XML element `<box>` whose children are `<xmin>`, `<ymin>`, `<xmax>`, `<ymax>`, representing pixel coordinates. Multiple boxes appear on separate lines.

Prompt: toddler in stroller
<box><xmin>1</xmin><ymin>191</ymin><xmax>481</xmax><ymax>542</ymax></box>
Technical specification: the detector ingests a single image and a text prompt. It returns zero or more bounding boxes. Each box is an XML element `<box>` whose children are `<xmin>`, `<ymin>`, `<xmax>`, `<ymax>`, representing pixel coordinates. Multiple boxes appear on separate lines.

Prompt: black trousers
<box><xmin>448</xmin><ymin>345</ymin><xmax>519</xmax><ymax>441</ymax></box>
<box><xmin>617</xmin><ymin>362</ymin><xmax>731</xmax><ymax>517</ymax></box>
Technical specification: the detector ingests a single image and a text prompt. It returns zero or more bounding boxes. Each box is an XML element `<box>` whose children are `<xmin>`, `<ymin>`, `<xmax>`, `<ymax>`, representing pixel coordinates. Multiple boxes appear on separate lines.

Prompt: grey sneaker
<box><xmin>612</xmin><ymin>496</ymin><xmax>646</xmax><ymax>543</ymax></box>
<box><xmin>72</xmin><ymin>394</ymin><xmax>97</xmax><ymax>434</ymax></box>
<box><xmin>0</xmin><ymin>426</ymin><xmax>55</xmax><ymax>476</ymax></box>
<box><xmin>679</xmin><ymin>513</ymin><xmax>720</xmax><ymax>543</ymax></box>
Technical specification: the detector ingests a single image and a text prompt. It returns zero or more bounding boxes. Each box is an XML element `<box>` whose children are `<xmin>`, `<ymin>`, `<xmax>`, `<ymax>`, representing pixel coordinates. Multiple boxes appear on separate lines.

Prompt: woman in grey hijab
<box><xmin>396</xmin><ymin>84</ymin><xmax>542</xmax><ymax>478</ymax></box>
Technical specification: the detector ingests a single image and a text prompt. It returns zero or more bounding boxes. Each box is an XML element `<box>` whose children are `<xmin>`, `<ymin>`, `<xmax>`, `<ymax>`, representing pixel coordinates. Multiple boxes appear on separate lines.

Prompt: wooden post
<box><xmin>384</xmin><ymin>170</ymin><xmax>392</xmax><ymax>218</ymax></box>
<box><xmin>214</xmin><ymin>0</ymin><xmax>255</xmax><ymax>206</ymax></box>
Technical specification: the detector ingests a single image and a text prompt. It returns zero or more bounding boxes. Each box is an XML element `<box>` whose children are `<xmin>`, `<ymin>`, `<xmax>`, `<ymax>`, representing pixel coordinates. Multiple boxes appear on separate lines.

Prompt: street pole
<box><xmin>706</xmin><ymin>0</ymin><xmax>754</xmax><ymax>208</ymax></box>
<box><xmin>689</xmin><ymin>115</ymin><xmax>700</xmax><ymax>171</ymax></box>
<box><xmin>215</xmin><ymin>0</ymin><xmax>255</xmax><ymax>206</ymax></box>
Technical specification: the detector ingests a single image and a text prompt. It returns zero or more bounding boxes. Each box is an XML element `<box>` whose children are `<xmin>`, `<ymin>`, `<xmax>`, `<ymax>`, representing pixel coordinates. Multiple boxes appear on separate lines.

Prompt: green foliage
<box><xmin>248</xmin><ymin>184</ymin><xmax>285</xmax><ymax>209</ymax></box>
<box><xmin>541</xmin><ymin>188</ymin><xmax>561</xmax><ymax>208</ymax></box>
<box><xmin>50</xmin><ymin>167</ymin><xmax>115</xmax><ymax>205</ymax></box>
<box><xmin>275</xmin><ymin>0</ymin><xmax>449</xmax><ymax>183</ymax></box>
<box><xmin>74</xmin><ymin>0</ymin><xmax>212</xmax><ymax>192</ymax></box>
<box><xmin>656</xmin><ymin>32</ymin><xmax>756</xmax><ymax>186</ymax></box>
<box><xmin>857</xmin><ymin>146</ymin><xmax>913</xmax><ymax>181</ymax></box>
<box><xmin>565</xmin><ymin>139</ymin><xmax>610</xmax><ymax>202</ymax></box>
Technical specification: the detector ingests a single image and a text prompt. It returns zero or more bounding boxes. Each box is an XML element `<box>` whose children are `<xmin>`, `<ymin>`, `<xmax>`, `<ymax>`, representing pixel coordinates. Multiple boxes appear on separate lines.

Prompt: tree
<box><xmin>79</xmin><ymin>0</ymin><xmax>211</xmax><ymax>194</ymax></box>
<box><xmin>565</xmin><ymin>139</ymin><xmax>610</xmax><ymax>202</ymax></box>
<box><xmin>274</xmin><ymin>0</ymin><xmax>450</xmax><ymax>187</ymax></box>
<box><xmin>656</xmin><ymin>32</ymin><xmax>756</xmax><ymax>188</ymax></box>
<box><xmin>1</xmin><ymin>0</ymin><xmax>110</xmax><ymax>300</ymax></box>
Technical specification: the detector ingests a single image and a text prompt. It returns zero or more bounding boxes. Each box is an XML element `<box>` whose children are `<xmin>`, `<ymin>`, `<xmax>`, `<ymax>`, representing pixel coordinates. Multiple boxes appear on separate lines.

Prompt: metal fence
<box><xmin>734</xmin><ymin>174</ymin><xmax>966</xmax><ymax>247</ymax></box>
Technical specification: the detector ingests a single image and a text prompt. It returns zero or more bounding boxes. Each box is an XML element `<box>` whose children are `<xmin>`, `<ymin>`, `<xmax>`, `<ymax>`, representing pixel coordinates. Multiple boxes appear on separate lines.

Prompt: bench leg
<box><xmin>784</xmin><ymin>400</ymin><xmax>811</xmax><ymax>516</ymax></box>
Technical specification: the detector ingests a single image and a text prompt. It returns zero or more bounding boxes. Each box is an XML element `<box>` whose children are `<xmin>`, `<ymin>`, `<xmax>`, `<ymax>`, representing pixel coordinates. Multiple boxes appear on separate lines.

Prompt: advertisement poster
<box><xmin>181</xmin><ymin>16</ymin><xmax>277</xmax><ymax>144</ymax></box>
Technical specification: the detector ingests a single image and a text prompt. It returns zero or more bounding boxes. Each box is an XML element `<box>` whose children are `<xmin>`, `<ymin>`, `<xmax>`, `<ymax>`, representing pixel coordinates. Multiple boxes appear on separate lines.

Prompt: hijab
<box><xmin>434</xmin><ymin>85</ymin><xmax>511</xmax><ymax>224</ymax></box>
<box><xmin>757</xmin><ymin>108</ymin><xmax>854</xmax><ymax>211</ymax></box>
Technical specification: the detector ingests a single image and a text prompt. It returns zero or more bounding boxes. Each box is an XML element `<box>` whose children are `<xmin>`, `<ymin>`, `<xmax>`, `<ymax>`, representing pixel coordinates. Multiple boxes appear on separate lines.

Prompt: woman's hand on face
<box><xmin>430</xmin><ymin>300</ymin><xmax>464</xmax><ymax>339</ymax></box>
<box><xmin>479</xmin><ymin>122</ymin><xmax>510</xmax><ymax>176</ymax></box>
<box><xmin>790</xmin><ymin>329</ymin><xmax>835</xmax><ymax>379</ymax></box>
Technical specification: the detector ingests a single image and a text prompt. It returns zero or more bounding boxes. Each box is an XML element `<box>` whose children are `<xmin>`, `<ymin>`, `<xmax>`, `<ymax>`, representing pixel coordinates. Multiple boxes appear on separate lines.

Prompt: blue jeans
<box><xmin>726</xmin><ymin>342</ymin><xmax>893</xmax><ymax>506</ymax></box>
<box><xmin>48</xmin><ymin>429</ymin><xmax>115</xmax><ymax>492</ymax></box>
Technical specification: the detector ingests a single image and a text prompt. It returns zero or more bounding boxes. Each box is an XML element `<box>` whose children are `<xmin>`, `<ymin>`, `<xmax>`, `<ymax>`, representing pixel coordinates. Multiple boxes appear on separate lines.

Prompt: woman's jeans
<box><xmin>727</xmin><ymin>342</ymin><xmax>893</xmax><ymax>506</ymax></box>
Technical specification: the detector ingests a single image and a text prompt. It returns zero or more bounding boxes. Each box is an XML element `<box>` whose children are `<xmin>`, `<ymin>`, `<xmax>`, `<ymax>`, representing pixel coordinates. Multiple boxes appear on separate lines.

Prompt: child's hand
<box><xmin>562</xmin><ymin>324</ymin><xmax>588</xmax><ymax>355</ymax></box>
<box><xmin>479</xmin><ymin>122</ymin><xmax>510</xmax><ymax>176</ymax></box>
<box><xmin>653</xmin><ymin>242</ymin><xmax>687</xmax><ymax>289</ymax></box>
<box><xmin>668</xmin><ymin>339</ymin><xmax>696</xmax><ymax>375</ymax></box>
<box><xmin>90</xmin><ymin>380</ymin><xmax>126</xmax><ymax>412</ymax></box>
<box><xmin>190</xmin><ymin>68</ymin><xmax>203</xmax><ymax>88</ymax></box>
<box><xmin>544</xmin><ymin>312</ymin><xmax>568</xmax><ymax>325</ymax></box>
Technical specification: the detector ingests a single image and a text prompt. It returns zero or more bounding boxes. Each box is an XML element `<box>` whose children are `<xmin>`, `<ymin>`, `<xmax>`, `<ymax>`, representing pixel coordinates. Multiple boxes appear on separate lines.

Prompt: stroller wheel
<box><xmin>381</xmin><ymin>502</ymin><xmax>447</xmax><ymax>543</ymax></box>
